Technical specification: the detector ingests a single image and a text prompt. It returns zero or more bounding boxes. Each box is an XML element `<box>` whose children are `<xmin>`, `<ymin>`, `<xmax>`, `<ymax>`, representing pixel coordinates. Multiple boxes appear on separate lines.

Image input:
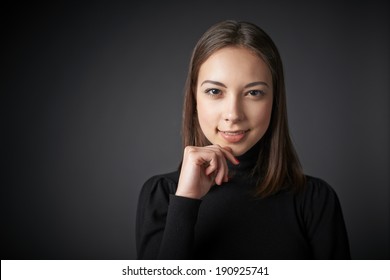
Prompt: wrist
<box><xmin>175</xmin><ymin>190</ymin><xmax>202</xmax><ymax>200</ymax></box>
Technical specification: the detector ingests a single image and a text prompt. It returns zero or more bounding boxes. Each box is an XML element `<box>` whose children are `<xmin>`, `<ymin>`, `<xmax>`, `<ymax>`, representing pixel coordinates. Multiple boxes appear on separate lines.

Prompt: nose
<box><xmin>223</xmin><ymin>95</ymin><xmax>244</xmax><ymax>123</ymax></box>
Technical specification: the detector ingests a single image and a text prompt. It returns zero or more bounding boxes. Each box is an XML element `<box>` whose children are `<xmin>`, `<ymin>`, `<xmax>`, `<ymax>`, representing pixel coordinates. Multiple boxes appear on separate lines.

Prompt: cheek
<box><xmin>250</xmin><ymin>102</ymin><xmax>273</xmax><ymax>129</ymax></box>
<box><xmin>197</xmin><ymin>100</ymin><xmax>217</xmax><ymax>128</ymax></box>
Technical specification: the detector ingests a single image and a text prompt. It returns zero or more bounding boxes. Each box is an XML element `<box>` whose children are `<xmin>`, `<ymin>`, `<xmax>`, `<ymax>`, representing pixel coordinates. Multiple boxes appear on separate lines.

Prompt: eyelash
<box><xmin>204</xmin><ymin>88</ymin><xmax>265</xmax><ymax>98</ymax></box>
<box><xmin>247</xmin><ymin>90</ymin><xmax>265</xmax><ymax>97</ymax></box>
<box><xmin>204</xmin><ymin>88</ymin><xmax>221</xmax><ymax>96</ymax></box>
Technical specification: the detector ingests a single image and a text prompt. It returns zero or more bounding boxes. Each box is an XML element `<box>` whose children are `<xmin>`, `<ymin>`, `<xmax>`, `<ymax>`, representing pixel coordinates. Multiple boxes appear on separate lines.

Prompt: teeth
<box><xmin>223</xmin><ymin>131</ymin><xmax>245</xmax><ymax>135</ymax></box>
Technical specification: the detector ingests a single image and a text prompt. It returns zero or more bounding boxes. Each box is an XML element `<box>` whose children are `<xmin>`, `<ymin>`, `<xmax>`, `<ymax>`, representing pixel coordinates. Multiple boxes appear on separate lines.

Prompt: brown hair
<box><xmin>182</xmin><ymin>20</ymin><xmax>306</xmax><ymax>198</ymax></box>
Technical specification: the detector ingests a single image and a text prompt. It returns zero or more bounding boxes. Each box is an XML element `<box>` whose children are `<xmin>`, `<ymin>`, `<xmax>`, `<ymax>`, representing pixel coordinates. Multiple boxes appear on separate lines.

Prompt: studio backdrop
<box><xmin>2</xmin><ymin>0</ymin><xmax>389</xmax><ymax>259</ymax></box>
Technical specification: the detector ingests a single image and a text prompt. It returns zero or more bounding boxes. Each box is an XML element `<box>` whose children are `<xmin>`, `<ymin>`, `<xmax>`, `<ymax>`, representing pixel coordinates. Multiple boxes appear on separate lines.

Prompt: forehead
<box><xmin>198</xmin><ymin>46</ymin><xmax>272</xmax><ymax>84</ymax></box>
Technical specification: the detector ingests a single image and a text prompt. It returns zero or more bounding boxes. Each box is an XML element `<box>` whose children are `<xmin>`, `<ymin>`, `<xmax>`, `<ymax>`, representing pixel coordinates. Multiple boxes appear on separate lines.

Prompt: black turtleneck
<box><xmin>136</xmin><ymin>144</ymin><xmax>350</xmax><ymax>259</ymax></box>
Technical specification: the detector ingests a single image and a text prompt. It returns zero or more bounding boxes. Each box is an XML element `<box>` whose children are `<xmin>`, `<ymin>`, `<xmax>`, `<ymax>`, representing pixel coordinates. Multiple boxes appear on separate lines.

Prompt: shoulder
<box><xmin>139</xmin><ymin>171</ymin><xmax>180</xmax><ymax>201</ymax></box>
<box><xmin>303</xmin><ymin>175</ymin><xmax>339</xmax><ymax>200</ymax></box>
<box><xmin>298</xmin><ymin>175</ymin><xmax>343</xmax><ymax>213</ymax></box>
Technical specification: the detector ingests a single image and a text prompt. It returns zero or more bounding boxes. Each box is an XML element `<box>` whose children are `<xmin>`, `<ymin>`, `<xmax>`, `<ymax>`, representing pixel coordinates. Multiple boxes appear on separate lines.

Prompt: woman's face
<box><xmin>196</xmin><ymin>46</ymin><xmax>273</xmax><ymax>156</ymax></box>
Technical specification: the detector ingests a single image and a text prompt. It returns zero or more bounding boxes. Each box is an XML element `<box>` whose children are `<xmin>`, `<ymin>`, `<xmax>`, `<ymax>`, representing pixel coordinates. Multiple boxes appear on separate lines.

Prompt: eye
<box><xmin>204</xmin><ymin>88</ymin><xmax>222</xmax><ymax>96</ymax></box>
<box><xmin>247</xmin><ymin>90</ymin><xmax>265</xmax><ymax>97</ymax></box>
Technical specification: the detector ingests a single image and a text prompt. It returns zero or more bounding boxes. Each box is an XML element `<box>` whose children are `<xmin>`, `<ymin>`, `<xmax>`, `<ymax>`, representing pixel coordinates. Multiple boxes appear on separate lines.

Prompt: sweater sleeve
<box><xmin>136</xmin><ymin>174</ymin><xmax>201</xmax><ymax>259</ymax></box>
<box><xmin>302</xmin><ymin>177</ymin><xmax>351</xmax><ymax>259</ymax></box>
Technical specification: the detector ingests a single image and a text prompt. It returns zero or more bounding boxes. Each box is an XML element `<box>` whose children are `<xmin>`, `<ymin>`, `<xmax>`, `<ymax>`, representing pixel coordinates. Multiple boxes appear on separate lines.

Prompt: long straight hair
<box><xmin>182</xmin><ymin>20</ymin><xmax>305</xmax><ymax>198</ymax></box>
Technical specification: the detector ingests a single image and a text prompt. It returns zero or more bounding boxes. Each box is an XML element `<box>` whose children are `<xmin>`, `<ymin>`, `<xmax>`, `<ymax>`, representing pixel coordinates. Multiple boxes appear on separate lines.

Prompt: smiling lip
<box><xmin>218</xmin><ymin>129</ymin><xmax>249</xmax><ymax>143</ymax></box>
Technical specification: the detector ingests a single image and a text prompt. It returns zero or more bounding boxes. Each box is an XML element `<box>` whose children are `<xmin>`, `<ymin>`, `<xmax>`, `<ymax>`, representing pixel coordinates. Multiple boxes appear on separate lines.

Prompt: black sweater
<box><xmin>136</xmin><ymin>146</ymin><xmax>350</xmax><ymax>260</ymax></box>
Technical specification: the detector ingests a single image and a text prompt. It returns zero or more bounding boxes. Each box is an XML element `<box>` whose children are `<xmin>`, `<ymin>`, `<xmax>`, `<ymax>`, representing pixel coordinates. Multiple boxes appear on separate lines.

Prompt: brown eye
<box><xmin>248</xmin><ymin>90</ymin><xmax>265</xmax><ymax>97</ymax></box>
<box><xmin>205</xmin><ymin>88</ymin><xmax>221</xmax><ymax>95</ymax></box>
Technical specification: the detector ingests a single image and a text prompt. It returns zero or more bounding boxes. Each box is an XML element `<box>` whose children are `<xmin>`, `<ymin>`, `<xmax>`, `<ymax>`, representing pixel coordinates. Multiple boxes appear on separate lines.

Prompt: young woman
<box><xmin>136</xmin><ymin>20</ymin><xmax>350</xmax><ymax>259</ymax></box>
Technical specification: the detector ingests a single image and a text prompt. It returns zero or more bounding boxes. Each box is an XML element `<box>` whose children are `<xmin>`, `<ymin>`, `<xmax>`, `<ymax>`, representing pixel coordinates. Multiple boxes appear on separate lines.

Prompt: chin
<box><xmin>230</xmin><ymin>146</ymin><xmax>249</xmax><ymax>157</ymax></box>
<box><xmin>231</xmin><ymin>140</ymin><xmax>261</xmax><ymax>156</ymax></box>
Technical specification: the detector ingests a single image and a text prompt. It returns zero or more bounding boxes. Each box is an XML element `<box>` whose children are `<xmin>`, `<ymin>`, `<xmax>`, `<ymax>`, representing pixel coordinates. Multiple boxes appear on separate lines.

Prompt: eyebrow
<box><xmin>244</xmin><ymin>81</ymin><xmax>269</xmax><ymax>88</ymax></box>
<box><xmin>200</xmin><ymin>80</ymin><xmax>269</xmax><ymax>88</ymax></box>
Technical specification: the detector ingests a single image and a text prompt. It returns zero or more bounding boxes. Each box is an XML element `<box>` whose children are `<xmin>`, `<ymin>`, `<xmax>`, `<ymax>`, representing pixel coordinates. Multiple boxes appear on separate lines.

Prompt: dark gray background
<box><xmin>2</xmin><ymin>0</ymin><xmax>389</xmax><ymax>259</ymax></box>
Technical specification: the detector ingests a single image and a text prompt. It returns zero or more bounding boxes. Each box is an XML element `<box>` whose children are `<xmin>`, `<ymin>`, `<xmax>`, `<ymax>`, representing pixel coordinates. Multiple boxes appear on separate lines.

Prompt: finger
<box><xmin>222</xmin><ymin>146</ymin><xmax>233</xmax><ymax>153</ymax></box>
<box><xmin>214</xmin><ymin>156</ymin><xmax>227</xmax><ymax>185</ymax></box>
<box><xmin>204</xmin><ymin>145</ymin><xmax>232</xmax><ymax>183</ymax></box>
<box><xmin>208</xmin><ymin>146</ymin><xmax>229</xmax><ymax>185</ymax></box>
<box><xmin>204</xmin><ymin>152</ymin><xmax>225</xmax><ymax>185</ymax></box>
<box><xmin>220</xmin><ymin>146</ymin><xmax>240</xmax><ymax>165</ymax></box>
<box><xmin>196</xmin><ymin>146</ymin><xmax>232</xmax><ymax>184</ymax></box>
<box><xmin>204</xmin><ymin>153</ymin><xmax>219</xmax><ymax>176</ymax></box>
<box><xmin>219</xmin><ymin>151</ymin><xmax>229</xmax><ymax>183</ymax></box>
<box><xmin>207</xmin><ymin>170</ymin><xmax>216</xmax><ymax>182</ymax></box>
